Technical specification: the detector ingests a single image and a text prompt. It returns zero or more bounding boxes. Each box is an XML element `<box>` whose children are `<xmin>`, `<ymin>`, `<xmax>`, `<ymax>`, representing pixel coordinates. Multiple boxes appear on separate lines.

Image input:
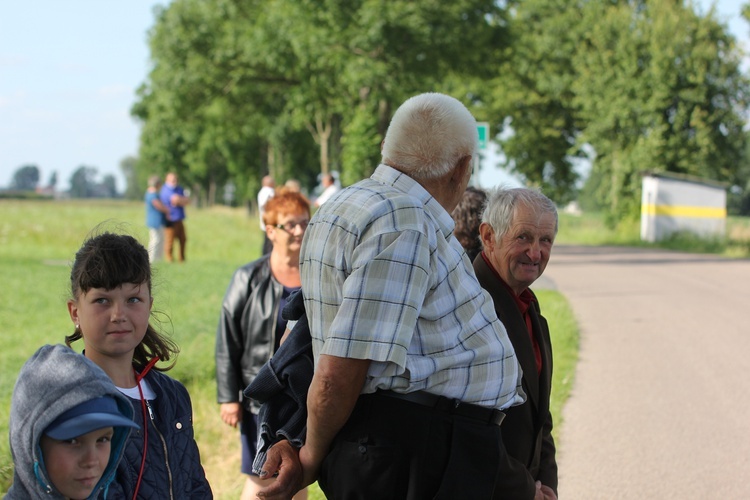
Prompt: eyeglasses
<box><xmin>275</xmin><ymin>220</ymin><xmax>309</xmax><ymax>233</ymax></box>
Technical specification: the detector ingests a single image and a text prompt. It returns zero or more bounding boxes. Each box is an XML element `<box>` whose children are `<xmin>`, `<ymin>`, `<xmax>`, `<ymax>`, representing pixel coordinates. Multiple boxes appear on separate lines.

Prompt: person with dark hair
<box><xmin>256</xmin><ymin>93</ymin><xmax>525</xmax><ymax>499</ymax></box>
<box><xmin>215</xmin><ymin>191</ymin><xmax>311</xmax><ymax>500</ymax></box>
<box><xmin>7</xmin><ymin>344</ymin><xmax>138</xmax><ymax>499</ymax></box>
<box><xmin>160</xmin><ymin>172</ymin><xmax>190</xmax><ymax>262</ymax></box>
<box><xmin>475</xmin><ymin>187</ymin><xmax>560</xmax><ymax>499</ymax></box>
<box><xmin>452</xmin><ymin>185</ymin><xmax>488</xmax><ymax>261</ymax></box>
<box><xmin>65</xmin><ymin>232</ymin><xmax>212</xmax><ymax>499</ymax></box>
<box><xmin>313</xmin><ymin>173</ymin><xmax>338</xmax><ymax>207</ymax></box>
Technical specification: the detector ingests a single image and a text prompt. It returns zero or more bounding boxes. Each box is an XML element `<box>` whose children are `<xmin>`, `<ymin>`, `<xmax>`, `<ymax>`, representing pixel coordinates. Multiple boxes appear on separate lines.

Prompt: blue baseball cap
<box><xmin>44</xmin><ymin>396</ymin><xmax>139</xmax><ymax>440</ymax></box>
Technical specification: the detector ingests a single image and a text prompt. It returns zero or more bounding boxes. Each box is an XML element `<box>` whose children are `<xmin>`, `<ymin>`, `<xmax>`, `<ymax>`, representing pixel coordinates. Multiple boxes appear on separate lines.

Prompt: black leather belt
<box><xmin>375</xmin><ymin>390</ymin><xmax>505</xmax><ymax>426</ymax></box>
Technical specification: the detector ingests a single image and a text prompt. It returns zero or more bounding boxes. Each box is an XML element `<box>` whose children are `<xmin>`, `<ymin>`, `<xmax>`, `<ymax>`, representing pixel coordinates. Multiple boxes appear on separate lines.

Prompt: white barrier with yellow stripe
<box><xmin>640</xmin><ymin>173</ymin><xmax>727</xmax><ymax>242</ymax></box>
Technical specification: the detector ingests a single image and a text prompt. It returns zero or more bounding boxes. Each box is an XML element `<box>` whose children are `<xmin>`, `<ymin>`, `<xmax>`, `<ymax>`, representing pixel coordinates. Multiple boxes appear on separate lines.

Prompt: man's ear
<box><xmin>479</xmin><ymin>222</ymin><xmax>494</xmax><ymax>251</ymax></box>
<box><xmin>451</xmin><ymin>155</ymin><xmax>472</xmax><ymax>183</ymax></box>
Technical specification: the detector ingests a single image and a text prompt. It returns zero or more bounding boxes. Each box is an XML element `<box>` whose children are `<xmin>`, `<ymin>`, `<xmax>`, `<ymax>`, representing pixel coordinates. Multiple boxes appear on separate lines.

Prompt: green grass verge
<box><xmin>555</xmin><ymin>211</ymin><xmax>750</xmax><ymax>257</ymax></box>
<box><xmin>535</xmin><ymin>290</ymin><xmax>579</xmax><ymax>442</ymax></box>
<box><xmin>0</xmin><ymin>199</ymin><xmax>579</xmax><ymax>499</ymax></box>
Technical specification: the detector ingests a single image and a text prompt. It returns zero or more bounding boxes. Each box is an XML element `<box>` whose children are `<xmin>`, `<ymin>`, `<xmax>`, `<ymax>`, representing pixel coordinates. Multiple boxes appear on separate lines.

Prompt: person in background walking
<box><xmin>145</xmin><ymin>175</ymin><xmax>170</xmax><ymax>262</ymax></box>
<box><xmin>160</xmin><ymin>172</ymin><xmax>190</xmax><ymax>263</ymax></box>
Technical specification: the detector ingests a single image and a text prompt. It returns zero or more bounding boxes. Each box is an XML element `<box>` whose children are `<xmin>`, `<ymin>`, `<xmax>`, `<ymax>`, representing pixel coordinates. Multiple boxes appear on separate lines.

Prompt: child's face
<box><xmin>40</xmin><ymin>427</ymin><xmax>114</xmax><ymax>500</ymax></box>
<box><xmin>67</xmin><ymin>283</ymin><xmax>152</xmax><ymax>363</ymax></box>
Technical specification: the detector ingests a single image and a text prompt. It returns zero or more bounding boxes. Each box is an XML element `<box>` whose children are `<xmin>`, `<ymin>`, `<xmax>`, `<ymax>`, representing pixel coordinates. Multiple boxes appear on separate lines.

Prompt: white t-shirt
<box><xmin>118</xmin><ymin>379</ymin><xmax>156</xmax><ymax>400</ymax></box>
<box><xmin>257</xmin><ymin>186</ymin><xmax>275</xmax><ymax>230</ymax></box>
<box><xmin>315</xmin><ymin>184</ymin><xmax>339</xmax><ymax>207</ymax></box>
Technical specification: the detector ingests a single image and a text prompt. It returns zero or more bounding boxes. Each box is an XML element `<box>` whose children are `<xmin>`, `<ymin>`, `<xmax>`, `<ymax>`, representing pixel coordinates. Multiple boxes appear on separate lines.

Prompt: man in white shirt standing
<box><xmin>313</xmin><ymin>174</ymin><xmax>338</xmax><ymax>207</ymax></box>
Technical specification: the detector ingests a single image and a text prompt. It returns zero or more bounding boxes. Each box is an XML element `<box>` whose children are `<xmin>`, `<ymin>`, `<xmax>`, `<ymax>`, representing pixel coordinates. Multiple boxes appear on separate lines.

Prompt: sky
<box><xmin>1</xmin><ymin>1</ymin><xmax>748</xmax><ymax>193</ymax></box>
<box><xmin>0</xmin><ymin>1</ymin><xmax>166</xmax><ymax>192</ymax></box>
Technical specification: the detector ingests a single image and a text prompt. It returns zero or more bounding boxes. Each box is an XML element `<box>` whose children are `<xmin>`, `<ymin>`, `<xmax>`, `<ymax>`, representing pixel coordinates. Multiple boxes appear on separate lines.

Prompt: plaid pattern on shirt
<box><xmin>300</xmin><ymin>165</ymin><xmax>524</xmax><ymax>410</ymax></box>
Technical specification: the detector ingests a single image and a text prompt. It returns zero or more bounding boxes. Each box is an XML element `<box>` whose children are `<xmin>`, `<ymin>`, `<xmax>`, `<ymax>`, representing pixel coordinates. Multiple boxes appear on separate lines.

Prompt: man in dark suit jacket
<box><xmin>473</xmin><ymin>187</ymin><xmax>559</xmax><ymax>500</ymax></box>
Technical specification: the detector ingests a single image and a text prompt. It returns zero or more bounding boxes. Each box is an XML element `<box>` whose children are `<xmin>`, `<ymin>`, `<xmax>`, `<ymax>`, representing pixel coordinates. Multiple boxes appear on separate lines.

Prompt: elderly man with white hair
<box><xmin>256</xmin><ymin>92</ymin><xmax>526</xmax><ymax>500</ymax></box>
<box><xmin>476</xmin><ymin>187</ymin><xmax>560</xmax><ymax>500</ymax></box>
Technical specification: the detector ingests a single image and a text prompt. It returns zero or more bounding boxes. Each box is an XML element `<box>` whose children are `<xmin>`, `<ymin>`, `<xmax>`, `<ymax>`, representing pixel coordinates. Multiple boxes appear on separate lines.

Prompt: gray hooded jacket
<box><xmin>6</xmin><ymin>344</ymin><xmax>135</xmax><ymax>499</ymax></box>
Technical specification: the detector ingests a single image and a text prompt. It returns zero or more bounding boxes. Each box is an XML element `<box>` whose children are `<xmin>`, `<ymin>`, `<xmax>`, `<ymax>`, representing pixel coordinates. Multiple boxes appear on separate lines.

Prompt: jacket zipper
<box><xmin>146</xmin><ymin>399</ymin><xmax>175</xmax><ymax>500</ymax></box>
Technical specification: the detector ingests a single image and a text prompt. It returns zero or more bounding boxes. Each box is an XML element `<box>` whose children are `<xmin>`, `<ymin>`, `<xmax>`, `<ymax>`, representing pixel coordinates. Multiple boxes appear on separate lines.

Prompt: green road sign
<box><xmin>477</xmin><ymin>122</ymin><xmax>489</xmax><ymax>150</ymax></box>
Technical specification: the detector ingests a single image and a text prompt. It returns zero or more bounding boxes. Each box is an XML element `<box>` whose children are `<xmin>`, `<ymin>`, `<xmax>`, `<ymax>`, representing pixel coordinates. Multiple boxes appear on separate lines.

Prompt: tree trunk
<box><xmin>307</xmin><ymin>112</ymin><xmax>332</xmax><ymax>175</ymax></box>
<box><xmin>208</xmin><ymin>179</ymin><xmax>216</xmax><ymax>206</ymax></box>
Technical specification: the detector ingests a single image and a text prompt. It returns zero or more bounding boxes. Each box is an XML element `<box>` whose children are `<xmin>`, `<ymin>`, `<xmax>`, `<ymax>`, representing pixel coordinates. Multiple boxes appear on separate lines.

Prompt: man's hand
<box><xmin>535</xmin><ymin>481</ymin><xmax>557</xmax><ymax>500</ymax></box>
<box><xmin>257</xmin><ymin>355</ymin><xmax>370</xmax><ymax>498</ymax></box>
<box><xmin>219</xmin><ymin>402</ymin><xmax>242</xmax><ymax>428</ymax></box>
<box><xmin>171</xmin><ymin>193</ymin><xmax>191</xmax><ymax>207</ymax></box>
<box><xmin>256</xmin><ymin>440</ymin><xmax>304</xmax><ymax>499</ymax></box>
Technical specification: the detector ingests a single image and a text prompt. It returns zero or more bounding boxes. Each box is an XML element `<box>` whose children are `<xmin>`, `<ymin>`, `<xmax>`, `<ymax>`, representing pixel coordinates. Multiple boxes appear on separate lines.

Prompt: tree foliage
<box><xmin>69</xmin><ymin>166</ymin><xmax>99</xmax><ymax>198</ymax></box>
<box><xmin>131</xmin><ymin>0</ymin><xmax>750</xmax><ymax>220</ymax></box>
<box><xmin>68</xmin><ymin>166</ymin><xmax>118</xmax><ymax>198</ymax></box>
<box><xmin>480</xmin><ymin>0</ymin><xmax>749</xmax><ymax>219</ymax></box>
<box><xmin>132</xmin><ymin>0</ymin><xmax>509</xmax><ymax>204</ymax></box>
<box><xmin>482</xmin><ymin>0</ymin><xmax>584</xmax><ymax>204</ymax></box>
<box><xmin>572</xmin><ymin>0</ymin><xmax>749</xmax><ymax>221</ymax></box>
<box><xmin>11</xmin><ymin>165</ymin><xmax>40</xmax><ymax>191</ymax></box>
<box><xmin>120</xmin><ymin>156</ymin><xmax>142</xmax><ymax>200</ymax></box>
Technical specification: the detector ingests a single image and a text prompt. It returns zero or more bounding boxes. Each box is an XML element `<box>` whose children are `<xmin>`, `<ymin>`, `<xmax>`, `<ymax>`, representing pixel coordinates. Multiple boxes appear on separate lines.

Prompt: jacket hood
<box><xmin>7</xmin><ymin>344</ymin><xmax>135</xmax><ymax>499</ymax></box>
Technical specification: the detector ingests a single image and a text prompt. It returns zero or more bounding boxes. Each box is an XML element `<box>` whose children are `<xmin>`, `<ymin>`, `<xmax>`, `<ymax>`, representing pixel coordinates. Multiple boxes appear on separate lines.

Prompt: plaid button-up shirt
<box><xmin>300</xmin><ymin>165</ymin><xmax>524</xmax><ymax>410</ymax></box>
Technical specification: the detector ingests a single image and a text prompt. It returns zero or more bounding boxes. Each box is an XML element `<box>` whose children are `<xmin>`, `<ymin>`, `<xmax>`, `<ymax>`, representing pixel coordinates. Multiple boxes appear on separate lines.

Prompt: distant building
<box><xmin>640</xmin><ymin>172</ymin><xmax>727</xmax><ymax>242</ymax></box>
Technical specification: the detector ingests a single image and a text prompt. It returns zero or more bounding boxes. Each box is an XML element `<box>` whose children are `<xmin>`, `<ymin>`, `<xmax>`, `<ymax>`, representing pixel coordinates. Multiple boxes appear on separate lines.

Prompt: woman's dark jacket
<box><xmin>109</xmin><ymin>369</ymin><xmax>212</xmax><ymax>499</ymax></box>
<box><xmin>216</xmin><ymin>255</ymin><xmax>282</xmax><ymax>413</ymax></box>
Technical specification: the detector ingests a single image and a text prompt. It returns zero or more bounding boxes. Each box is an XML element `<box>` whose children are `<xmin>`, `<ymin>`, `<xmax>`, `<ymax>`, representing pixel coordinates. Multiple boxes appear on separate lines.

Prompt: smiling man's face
<box><xmin>480</xmin><ymin>202</ymin><xmax>556</xmax><ymax>296</ymax></box>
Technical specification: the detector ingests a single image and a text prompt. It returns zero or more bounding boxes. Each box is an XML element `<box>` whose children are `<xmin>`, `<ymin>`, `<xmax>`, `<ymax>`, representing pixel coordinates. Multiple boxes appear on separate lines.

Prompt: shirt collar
<box><xmin>372</xmin><ymin>164</ymin><xmax>456</xmax><ymax>238</ymax></box>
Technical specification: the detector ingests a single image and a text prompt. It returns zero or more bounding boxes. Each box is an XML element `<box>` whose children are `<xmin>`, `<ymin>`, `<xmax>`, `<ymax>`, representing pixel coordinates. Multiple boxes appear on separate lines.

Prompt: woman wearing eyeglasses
<box><xmin>215</xmin><ymin>190</ymin><xmax>311</xmax><ymax>500</ymax></box>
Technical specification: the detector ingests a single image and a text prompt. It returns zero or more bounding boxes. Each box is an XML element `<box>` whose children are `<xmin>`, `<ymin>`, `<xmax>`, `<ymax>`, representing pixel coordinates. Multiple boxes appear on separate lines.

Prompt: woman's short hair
<box><xmin>263</xmin><ymin>191</ymin><xmax>311</xmax><ymax>227</ymax></box>
<box><xmin>381</xmin><ymin>93</ymin><xmax>478</xmax><ymax>179</ymax></box>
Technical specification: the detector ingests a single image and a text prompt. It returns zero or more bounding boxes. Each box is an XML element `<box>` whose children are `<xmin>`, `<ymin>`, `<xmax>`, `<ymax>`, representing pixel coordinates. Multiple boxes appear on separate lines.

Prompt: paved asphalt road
<box><xmin>540</xmin><ymin>245</ymin><xmax>750</xmax><ymax>499</ymax></box>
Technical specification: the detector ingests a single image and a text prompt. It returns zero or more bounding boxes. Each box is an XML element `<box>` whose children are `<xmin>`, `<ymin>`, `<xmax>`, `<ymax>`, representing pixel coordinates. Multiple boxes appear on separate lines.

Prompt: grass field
<box><xmin>554</xmin><ymin>210</ymin><xmax>750</xmax><ymax>257</ymax></box>
<box><xmin>0</xmin><ymin>199</ymin><xmax>584</xmax><ymax>498</ymax></box>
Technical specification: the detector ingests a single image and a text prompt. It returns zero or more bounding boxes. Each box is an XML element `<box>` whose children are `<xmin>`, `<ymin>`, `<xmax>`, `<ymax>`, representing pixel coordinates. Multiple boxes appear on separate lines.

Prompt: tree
<box><xmin>727</xmin><ymin>129</ymin><xmax>750</xmax><ymax>215</ymax></box>
<box><xmin>69</xmin><ymin>166</ymin><xmax>99</xmax><ymax>198</ymax></box>
<box><xmin>47</xmin><ymin>171</ymin><xmax>57</xmax><ymax>190</ymax></box>
<box><xmin>120</xmin><ymin>156</ymin><xmax>142</xmax><ymax>200</ymax></box>
<box><xmin>101</xmin><ymin>174</ymin><xmax>118</xmax><ymax>198</ymax></box>
<box><xmin>573</xmin><ymin>0</ymin><xmax>749</xmax><ymax>222</ymax></box>
<box><xmin>132</xmin><ymin>0</ymin><xmax>511</xmax><ymax>203</ymax></box>
<box><xmin>482</xmin><ymin>0</ymin><xmax>584</xmax><ymax>205</ymax></box>
<box><xmin>11</xmin><ymin>165</ymin><xmax>40</xmax><ymax>191</ymax></box>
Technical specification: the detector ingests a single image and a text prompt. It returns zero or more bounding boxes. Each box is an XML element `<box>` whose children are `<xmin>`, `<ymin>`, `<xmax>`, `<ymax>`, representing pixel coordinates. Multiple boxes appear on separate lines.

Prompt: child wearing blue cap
<box><xmin>7</xmin><ymin>344</ymin><xmax>139</xmax><ymax>499</ymax></box>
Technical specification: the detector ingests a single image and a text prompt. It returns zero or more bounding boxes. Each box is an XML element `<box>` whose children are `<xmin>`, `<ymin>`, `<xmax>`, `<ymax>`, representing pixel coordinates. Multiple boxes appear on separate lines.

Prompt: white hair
<box><xmin>482</xmin><ymin>187</ymin><xmax>559</xmax><ymax>242</ymax></box>
<box><xmin>381</xmin><ymin>93</ymin><xmax>478</xmax><ymax>179</ymax></box>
